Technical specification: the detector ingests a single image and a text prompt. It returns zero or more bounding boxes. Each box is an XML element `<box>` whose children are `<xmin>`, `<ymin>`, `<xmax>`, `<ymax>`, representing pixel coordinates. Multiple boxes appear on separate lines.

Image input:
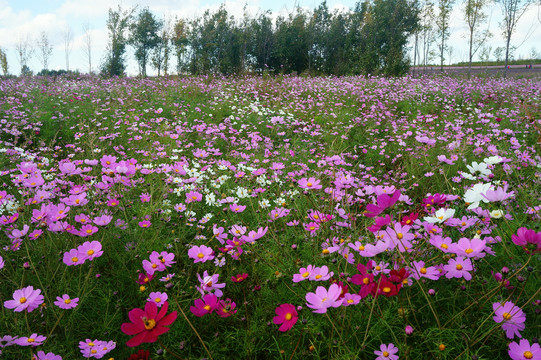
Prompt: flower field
<box><xmin>0</xmin><ymin>74</ymin><xmax>540</xmax><ymax>359</ymax></box>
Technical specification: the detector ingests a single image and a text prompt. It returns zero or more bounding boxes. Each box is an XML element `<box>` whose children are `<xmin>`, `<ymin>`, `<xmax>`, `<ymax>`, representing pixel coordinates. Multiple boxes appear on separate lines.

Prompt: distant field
<box><xmin>411</xmin><ymin>64</ymin><xmax>541</xmax><ymax>78</ymax></box>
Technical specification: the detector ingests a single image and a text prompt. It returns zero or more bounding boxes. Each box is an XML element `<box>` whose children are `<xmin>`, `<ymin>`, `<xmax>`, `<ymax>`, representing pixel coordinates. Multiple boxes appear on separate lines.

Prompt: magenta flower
<box><xmin>188</xmin><ymin>245</ymin><xmax>214</xmax><ymax>263</ymax></box>
<box><xmin>140</xmin><ymin>192</ymin><xmax>151</xmax><ymax>203</ymax></box>
<box><xmin>305</xmin><ymin>283</ymin><xmax>342</xmax><ymax>313</ymax></box>
<box><xmin>215</xmin><ymin>298</ymin><xmax>236</xmax><ymax>318</ymax></box>
<box><xmin>4</xmin><ymin>285</ymin><xmax>44</xmax><ymax>312</ymax></box>
<box><xmin>28</xmin><ymin>229</ymin><xmax>43</xmax><ymax>240</ymax></box>
<box><xmin>273</xmin><ymin>304</ymin><xmax>298</xmax><ymax>332</ymax></box>
<box><xmin>14</xmin><ymin>333</ymin><xmax>46</xmax><ymax>347</ymax></box>
<box><xmin>444</xmin><ymin>257</ymin><xmax>473</xmax><ymax>281</ymax></box>
<box><xmin>374</xmin><ymin>343</ymin><xmax>399</xmax><ymax>360</ymax></box>
<box><xmin>511</xmin><ymin>227</ymin><xmax>541</xmax><ymax>254</ymax></box>
<box><xmin>138</xmin><ymin>220</ymin><xmax>152</xmax><ymax>228</ymax></box>
<box><xmin>0</xmin><ymin>255</ymin><xmax>4</xmax><ymax>269</ymax></box>
<box><xmin>298</xmin><ymin>177</ymin><xmax>322</xmax><ymax>190</ymax></box>
<box><xmin>121</xmin><ymin>301</ymin><xmax>177</xmax><ymax>347</ymax></box>
<box><xmin>508</xmin><ymin>339</ymin><xmax>540</xmax><ymax>360</ymax></box>
<box><xmin>493</xmin><ymin>301</ymin><xmax>526</xmax><ymax>339</ymax></box>
<box><xmin>147</xmin><ymin>292</ymin><xmax>168</xmax><ymax>308</ymax></box>
<box><xmin>190</xmin><ymin>293</ymin><xmax>218</xmax><ymax>317</ymax></box>
<box><xmin>54</xmin><ymin>294</ymin><xmax>79</xmax><ymax>309</ymax></box>
<box><xmin>364</xmin><ymin>190</ymin><xmax>401</xmax><ymax>218</ymax></box>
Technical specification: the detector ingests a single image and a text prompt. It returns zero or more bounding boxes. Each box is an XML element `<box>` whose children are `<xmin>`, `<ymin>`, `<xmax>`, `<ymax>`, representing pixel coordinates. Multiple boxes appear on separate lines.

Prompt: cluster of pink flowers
<box><xmin>78</xmin><ymin>339</ymin><xmax>116</xmax><ymax>358</ymax></box>
<box><xmin>141</xmin><ymin>251</ymin><xmax>175</xmax><ymax>276</ymax></box>
<box><xmin>63</xmin><ymin>241</ymin><xmax>103</xmax><ymax>266</ymax></box>
<box><xmin>190</xmin><ymin>293</ymin><xmax>237</xmax><ymax>318</ymax></box>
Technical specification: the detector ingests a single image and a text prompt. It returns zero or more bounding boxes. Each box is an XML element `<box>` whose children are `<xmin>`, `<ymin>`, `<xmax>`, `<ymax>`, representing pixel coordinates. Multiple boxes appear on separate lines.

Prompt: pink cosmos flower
<box><xmin>410</xmin><ymin>261</ymin><xmax>440</xmax><ymax>281</ymax></box>
<box><xmin>269</xmin><ymin>207</ymin><xmax>290</xmax><ymax>221</ymax></box>
<box><xmin>508</xmin><ymin>339</ymin><xmax>540</xmax><ymax>360</ymax></box>
<box><xmin>293</xmin><ymin>265</ymin><xmax>315</xmax><ymax>282</ymax></box>
<box><xmin>140</xmin><ymin>193</ymin><xmax>151</xmax><ymax>203</ymax></box>
<box><xmin>364</xmin><ymin>191</ymin><xmax>401</xmax><ymax>218</ymax></box>
<box><xmin>28</xmin><ymin>229</ymin><xmax>43</xmax><ymax>240</ymax></box>
<box><xmin>374</xmin><ymin>343</ymin><xmax>399</xmax><ymax>360</ymax></box>
<box><xmin>54</xmin><ymin>294</ymin><xmax>79</xmax><ymax>309</ymax></box>
<box><xmin>341</xmin><ymin>293</ymin><xmax>361</xmax><ymax>306</ymax></box>
<box><xmin>298</xmin><ymin>177</ymin><xmax>322</xmax><ymax>190</ymax></box>
<box><xmin>0</xmin><ymin>255</ymin><xmax>4</xmax><ymax>269</ymax></box>
<box><xmin>147</xmin><ymin>292</ymin><xmax>168</xmax><ymax>308</ymax></box>
<box><xmin>120</xmin><ymin>301</ymin><xmax>177</xmax><ymax>347</ymax></box>
<box><xmin>240</xmin><ymin>226</ymin><xmax>268</xmax><ymax>243</ymax></box>
<box><xmin>309</xmin><ymin>266</ymin><xmax>333</xmax><ymax>281</ymax></box>
<box><xmin>493</xmin><ymin>301</ymin><xmax>526</xmax><ymax>339</ymax></box>
<box><xmin>77</xmin><ymin>241</ymin><xmax>103</xmax><ymax>261</ymax></box>
<box><xmin>4</xmin><ymin>285</ymin><xmax>44</xmax><ymax>312</ymax></box>
<box><xmin>78</xmin><ymin>224</ymin><xmax>99</xmax><ymax>237</ymax></box>
<box><xmin>107</xmin><ymin>198</ymin><xmax>119</xmax><ymax>207</ymax></box>
<box><xmin>273</xmin><ymin>304</ymin><xmax>298</xmax><ymax>332</ymax></box>
<box><xmin>14</xmin><ymin>333</ymin><xmax>46</xmax><ymax>346</ymax></box>
<box><xmin>230</xmin><ymin>204</ymin><xmax>246</xmax><ymax>213</ymax></box>
<box><xmin>305</xmin><ymin>283</ymin><xmax>342</xmax><ymax>313</ymax></box>
<box><xmin>196</xmin><ymin>271</ymin><xmax>226</xmax><ymax>297</ymax></box>
<box><xmin>444</xmin><ymin>257</ymin><xmax>473</xmax><ymax>281</ymax></box>
<box><xmin>190</xmin><ymin>294</ymin><xmax>219</xmax><ymax>317</ymax></box>
<box><xmin>450</xmin><ymin>238</ymin><xmax>486</xmax><ymax>258</ymax></box>
<box><xmin>93</xmin><ymin>215</ymin><xmax>113</xmax><ymax>226</ymax></box>
<box><xmin>231</xmin><ymin>273</ymin><xmax>249</xmax><ymax>283</ymax></box>
<box><xmin>34</xmin><ymin>351</ymin><xmax>62</xmax><ymax>360</ymax></box>
<box><xmin>63</xmin><ymin>248</ymin><xmax>85</xmax><ymax>266</ymax></box>
<box><xmin>188</xmin><ymin>245</ymin><xmax>214</xmax><ymax>263</ymax></box>
<box><xmin>186</xmin><ymin>191</ymin><xmax>202</xmax><ymax>203</ymax></box>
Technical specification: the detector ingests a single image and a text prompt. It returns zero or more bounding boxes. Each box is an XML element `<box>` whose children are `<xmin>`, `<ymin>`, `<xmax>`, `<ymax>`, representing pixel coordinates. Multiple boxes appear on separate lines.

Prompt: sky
<box><xmin>0</xmin><ymin>0</ymin><xmax>540</xmax><ymax>75</ymax></box>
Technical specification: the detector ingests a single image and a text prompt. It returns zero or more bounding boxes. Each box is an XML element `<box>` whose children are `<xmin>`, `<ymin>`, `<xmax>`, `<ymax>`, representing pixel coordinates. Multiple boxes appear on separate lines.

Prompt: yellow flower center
<box><xmin>206</xmin><ymin>282</ymin><xmax>212</xmax><ymax>286</ymax></box>
<box><xmin>87</xmin><ymin>250</ymin><xmax>94</xmax><ymax>255</ymax></box>
<box><xmin>363</xmin><ymin>278</ymin><xmax>369</xmax><ymax>285</ymax></box>
<box><xmin>315</xmin><ymin>274</ymin><xmax>322</xmax><ymax>280</ymax></box>
<box><xmin>20</xmin><ymin>297</ymin><xmax>27</xmax><ymax>304</ymax></box>
<box><xmin>375</xmin><ymin>266</ymin><xmax>381</xmax><ymax>271</ymax></box>
<box><xmin>359</xmin><ymin>245</ymin><xmax>365</xmax><ymax>251</ymax></box>
<box><xmin>438</xmin><ymin>216</ymin><xmax>444</xmax><ymax>220</ymax></box>
<box><xmin>302</xmin><ymin>272</ymin><xmax>310</xmax><ymax>278</ymax></box>
<box><xmin>64</xmin><ymin>299</ymin><xmax>71</xmax><ymax>304</ymax></box>
<box><xmin>192</xmin><ymin>196</ymin><xmax>197</xmax><ymax>200</ymax></box>
<box><xmin>152</xmin><ymin>264</ymin><xmax>157</xmax><ymax>269</ymax></box>
<box><xmin>461</xmin><ymin>222</ymin><xmax>466</xmax><ymax>226</ymax></box>
<box><xmin>420</xmin><ymin>268</ymin><xmax>427</xmax><ymax>274</ymax></box>
<box><xmin>72</xmin><ymin>257</ymin><xmax>79</xmax><ymax>263</ymax></box>
<box><xmin>397</xmin><ymin>233</ymin><xmax>403</xmax><ymax>239</ymax></box>
<box><xmin>503</xmin><ymin>312</ymin><xmax>512</xmax><ymax>320</ymax></box>
<box><xmin>383</xmin><ymin>351</ymin><xmax>389</xmax><ymax>357</ymax></box>
<box><xmin>88</xmin><ymin>342</ymin><xmax>95</xmax><ymax>347</ymax></box>
<box><xmin>322</xmin><ymin>249</ymin><xmax>329</xmax><ymax>254</ymax></box>
<box><xmin>143</xmin><ymin>318</ymin><xmax>156</xmax><ymax>330</ymax></box>
<box><xmin>285</xmin><ymin>313</ymin><xmax>292</xmax><ymax>321</ymax></box>
<box><xmin>441</xmin><ymin>244</ymin><xmax>448</xmax><ymax>249</ymax></box>
<box><xmin>203</xmin><ymin>305</ymin><xmax>211</xmax><ymax>311</ymax></box>
<box><xmin>91</xmin><ymin>349</ymin><xmax>97</xmax><ymax>354</ymax></box>
<box><xmin>27</xmin><ymin>338</ymin><xmax>35</xmax><ymax>343</ymax></box>
<box><xmin>306</xmin><ymin>182</ymin><xmax>312</xmax><ymax>187</ymax></box>
<box><xmin>524</xmin><ymin>351</ymin><xmax>533</xmax><ymax>359</ymax></box>
<box><xmin>465</xmin><ymin>248</ymin><xmax>473</xmax><ymax>254</ymax></box>
<box><xmin>197</xmin><ymin>253</ymin><xmax>204</xmax><ymax>258</ymax></box>
<box><xmin>155</xmin><ymin>298</ymin><xmax>161</xmax><ymax>303</ymax></box>
<box><xmin>347</xmin><ymin>299</ymin><xmax>354</xmax><ymax>303</ymax></box>
<box><xmin>75</xmin><ymin>199</ymin><xmax>80</xmax><ymax>204</ymax></box>
<box><xmin>456</xmin><ymin>264</ymin><xmax>463</xmax><ymax>270</ymax></box>
<box><xmin>383</xmin><ymin>287</ymin><xmax>391</xmax><ymax>293</ymax></box>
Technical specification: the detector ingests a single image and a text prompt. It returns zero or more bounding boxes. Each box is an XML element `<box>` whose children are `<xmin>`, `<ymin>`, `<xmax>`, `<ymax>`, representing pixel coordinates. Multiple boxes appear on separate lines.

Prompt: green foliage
<box><xmin>129</xmin><ymin>7</ymin><xmax>163</xmax><ymax>77</ymax></box>
<box><xmin>101</xmin><ymin>5</ymin><xmax>134</xmax><ymax>77</ymax></box>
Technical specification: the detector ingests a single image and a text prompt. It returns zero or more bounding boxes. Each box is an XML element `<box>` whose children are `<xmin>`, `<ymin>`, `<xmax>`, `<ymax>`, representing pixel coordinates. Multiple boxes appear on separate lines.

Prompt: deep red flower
<box><xmin>400</xmin><ymin>213</ymin><xmax>419</xmax><ymax>226</ymax></box>
<box><xmin>377</xmin><ymin>276</ymin><xmax>400</xmax><ymax>297</ymax></box>
<box><xmin>121</xmin><ymin>301</ymin><xmax>177</xmax><ymax>347</ymax></box>
<box><xmin>231</xmin><ymin>273</ymin><xmax>249</xmax><ymax>283</ymax></box>
<box><xmin>128</xmin><ymin>349</ymin><xmax>151</xmax><ymax>360</ymax></box>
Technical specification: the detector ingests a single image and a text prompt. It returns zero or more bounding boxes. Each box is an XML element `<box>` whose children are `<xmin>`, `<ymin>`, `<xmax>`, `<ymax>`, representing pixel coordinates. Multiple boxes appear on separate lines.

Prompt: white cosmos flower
<box><xmin>464</xmin><ymin>183</ymin><xmax>492</xmax><ymax>209</ymax></box>
<box><xmin>483</xmin><ymin>156</ymin><xmax>503</xmax><ymax>165</ymax></box>
<box><xmin>424</xmin><ymin>208</ymin><xmax>456</xmax><ymax>223</ymax></box>
<box><xmin>490</xmin><ymin>209</ymin><xmax>504</xmax><ymax>219</ymax></box>
<box><xmin>466</xmin><ymin>162</ymin><xmax>492</xmax><ymax>177</ymax></box>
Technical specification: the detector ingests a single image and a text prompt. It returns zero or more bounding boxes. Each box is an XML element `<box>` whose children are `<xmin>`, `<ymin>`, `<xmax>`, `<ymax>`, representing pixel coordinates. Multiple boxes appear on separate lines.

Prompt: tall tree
<box><xmin>64</xmin><ymin>26</ymin><xmax>73</xmax><ymax>71</ymax></box>
<box><xmin>248</xmin><ymin>11</ymin><xmax>274</xmax><ymax>72</ymax></box>
<box><xmin>436</xmin><ymin>0</ymin><xmax>454</xmax><ymax>71</ymax></box>
<box><xmin>102</xmin><ymin>5</ymin><xmax>134</xmax><ymax>76</ymax></box>
<box><xmin>36</xmin><ymin>31</ymin><xmax>53</xmax><ymax>71</ymax></box>
<box><xmin>172</xmin><ymin>17</ymin><xmax>189</xmax><ymax>74</ymax></box>
<box><xmin>0</xmin><ymin>47</ymin><xmax>8</xmax><ymax>75</ymax></box>
<box><xmin>496</xmin><ymin>0</ymin><xmax>534</xmax><ymax>77</ymax></box>
<box><xmin>15</xmin><ymin>35</ymin><xmax>34</xmax><ymax>76</ymax></box>
<box><xmin>464</xmin><ymin>0</ymin><xmax>492</xmax><ymax>77</ymax></box>
<box><xmin>130</xmin><ymin>7</ymin><xmax>162</xmax><ymax>77</ymax></box>
<box><xmin>82</xmin><ymin>22</ymin><xmax>93</xmax><ymax>73</ymax></box>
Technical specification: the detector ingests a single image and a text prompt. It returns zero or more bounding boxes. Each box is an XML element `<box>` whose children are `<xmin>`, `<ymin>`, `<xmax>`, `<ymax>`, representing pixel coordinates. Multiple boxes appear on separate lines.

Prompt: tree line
<box><xmin>0</xmin><ymin>0</ymin><xmax>537</xmax><ymax>78</ymax></box>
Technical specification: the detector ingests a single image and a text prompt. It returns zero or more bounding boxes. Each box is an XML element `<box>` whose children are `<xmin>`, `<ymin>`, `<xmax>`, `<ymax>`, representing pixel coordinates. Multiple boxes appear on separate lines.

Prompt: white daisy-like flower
<box><xmin>466</xmin><ymin>162</ymin><xmax>492</xmax><ymax>177</ymax></box>
<box><xmin>483</xmin><ymin>156</ymin><xmax>503</xmax><ymax>165</ymax></box>
<box><xmin>464</xmin><ymin>183</ymin><xmax>492</xmax><ymax>209</ymax></box>
<box><xmin>424</xmin><ymin>208</ymin><xmax>456</xmax><ymax>223</ymax></box>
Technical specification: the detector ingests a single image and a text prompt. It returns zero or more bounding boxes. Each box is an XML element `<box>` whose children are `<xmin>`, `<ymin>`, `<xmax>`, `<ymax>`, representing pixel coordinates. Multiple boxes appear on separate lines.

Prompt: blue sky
<box><xmin>1</xmin><ymin>0</ymin><xmax>540</xmax><ymax>75</ymax></box>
